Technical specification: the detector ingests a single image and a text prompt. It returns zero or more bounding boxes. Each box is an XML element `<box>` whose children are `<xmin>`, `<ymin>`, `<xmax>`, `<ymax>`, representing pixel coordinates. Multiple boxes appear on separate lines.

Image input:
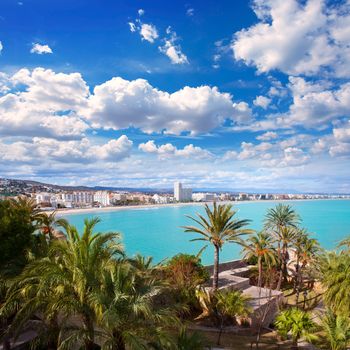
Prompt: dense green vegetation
<box><xmin>0</xmin><ymin>198</ymin><xmax>350</xmax><ymax>349</ymax></box>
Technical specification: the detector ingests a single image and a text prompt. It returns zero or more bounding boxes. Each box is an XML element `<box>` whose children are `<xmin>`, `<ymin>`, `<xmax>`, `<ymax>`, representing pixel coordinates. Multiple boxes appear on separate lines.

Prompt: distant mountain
<box><xmin>1</xmin><ymin>177</ymin><xmax>348</xmax><ymax>195</ymax></box>
<box><xmin>0</xmin><ymin>178</ymin><xmax>169</xmax><ymax>194</ymax></box>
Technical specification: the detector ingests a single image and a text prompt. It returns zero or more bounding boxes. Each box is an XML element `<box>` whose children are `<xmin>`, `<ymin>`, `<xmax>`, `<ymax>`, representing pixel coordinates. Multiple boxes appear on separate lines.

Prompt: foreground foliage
<box><xmin>275</xmin><ymin>307</ymin><xmax>317</xmax><ymax>349</ymax></box>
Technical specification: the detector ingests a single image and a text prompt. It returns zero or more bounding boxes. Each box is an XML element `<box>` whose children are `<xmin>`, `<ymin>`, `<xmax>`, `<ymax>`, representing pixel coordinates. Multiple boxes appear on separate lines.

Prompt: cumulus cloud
<box><xmin>140</xmin><ymin>23</ymin><xmax>158</xmax><ymax>43</ymax></box>
<box><xmin>0</xmin><ymin>135</ymin><xmax>132</xmax><ymax>164</ymax></box>
<box><xmin>243</xmin><ymin>77</ymin><xmax>350</xmax><ymax>131</ymax></box>
<box><xmin>83</xmin><ymin>76</ymin><xmax>252</xmax><ymax>135</ymax></box>
<box><xmin>128</xmin><ymin>22</ymin><xmax>137</xmax><ymax>32</ymax></box>
<box><xmin>159</xmin><ymin>27</ymin><xmax>188</xmax><ymax>64</ymax></box>
<box><xmin>282</xmin><ymin>147</ymin><xmax>310</xmax><ymax>166</ymax></box>
<box><xmin>0</xmin><ymin>67</ymin><xmax>253</xmax><ymax>138</ymax></box>
<box><xmin>0</xmin><ymin>41</ymin><xmax>3</xmax><ymax>54</ymax></box>
<box><xmin>186</xmin><ymin>8</ymin><xmax>194</xmax><ymax>16</ymax></box>
<box><xmin>286</xmin><ymin>77</ymin><xmax>350</xmax><ymax>128</ymax></box>
<box><xmin>311</xmin><ymin>124</ymin><xmax>350</xmax><ymax>157</ymax></box>
<box><xmin>138</xmin><ymin>8</ymin><xmax>145</xmax><ymax>16</ymax></box>
<box><xmin>30</xmin><ymin>43</ymin><xmax>53</xmax><ymax>54</ymax></box>
<box><xmin>333</xmin><ymin>121</ymin><xmax>350</xmax><ymax>143</ymax></box>
<box><xmin>253</xmin><ymin>95</ymin><xmax>271</xmax><ymax>109</ymax></box>
<box><xmin>138</xmin><ymin>140</ymin><xmax>212</xmax><ymax>159</ymax></box>
<box><xmin>232</xmin><ymin>0</ymin><xmax>350</xmax><ymax>77</ymax></box>
<box><xmin>223</xmin><ymin>137</ymin><xmax>312</xmax><ymax>168</ymax></box>
<box><xmin>256</xmin><ymin>131</ymin><xmax>278</xmax><ymax>141</ymax></box>
<box><xmin>0</xmin><ymin>68</ymin><xmax>89</xmax><ymax>138</ymax></box>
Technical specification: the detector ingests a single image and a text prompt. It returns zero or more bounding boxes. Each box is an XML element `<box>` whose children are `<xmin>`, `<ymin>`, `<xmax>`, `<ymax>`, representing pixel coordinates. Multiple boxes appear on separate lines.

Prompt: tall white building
<box><xmin>174</xmin><ymin>182</ymin><xmax>192</xmax><ymax>202</ymax></box>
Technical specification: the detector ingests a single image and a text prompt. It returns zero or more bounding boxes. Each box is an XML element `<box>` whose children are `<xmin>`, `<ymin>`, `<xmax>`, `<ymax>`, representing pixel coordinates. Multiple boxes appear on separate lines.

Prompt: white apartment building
<box><xmin>74</xmin><ymin>191</ymin><xmax>94</xmax><ymax>204</ymax></box>
<box><xmin>174</xmin><ymin>182</ymin><xmax>192</xmax><ymax>202</ymax></box>
<box><xmin>94</xmin><ymin>191</ymin><xmax>111</xmax><ymax>206</ymax></box>
<box><xmin>192</xmin><ymin>192</ymin><xmax>215</xmax><ymax>202</ymax></box>
<box><xmin>111</xmin><ymin>193</ymin><xmax>127</xmax><ymax>202</ymax></box>
<box><xmin>152</xmin><ymin>194</ymin><xmax>171</xmax><ymax>204</ymax></box>
<box><xmin>35</xmin><ymin>192</ymin><xmax>54</xmax><ymax>206</ymax></box>
<box><xmin>55</xmin><ymin>191</ymin><xmax>94</xmax><ymax>208</ymax></box>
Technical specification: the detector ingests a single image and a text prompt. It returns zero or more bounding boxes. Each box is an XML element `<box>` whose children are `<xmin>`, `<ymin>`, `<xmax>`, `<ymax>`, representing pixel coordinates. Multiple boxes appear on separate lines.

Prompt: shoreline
<box><xmin>51</xmin><ymin>198</ymin><xmax>349</xmax><ymax>216</ymax></box>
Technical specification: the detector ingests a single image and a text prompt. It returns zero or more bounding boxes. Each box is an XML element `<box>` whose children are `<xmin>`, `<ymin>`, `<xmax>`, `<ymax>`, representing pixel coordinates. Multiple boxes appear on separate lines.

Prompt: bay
<box><xmin>61</xmin><ymin>199</ymin><xmax>350</xmax><ymax>265</ymax></box>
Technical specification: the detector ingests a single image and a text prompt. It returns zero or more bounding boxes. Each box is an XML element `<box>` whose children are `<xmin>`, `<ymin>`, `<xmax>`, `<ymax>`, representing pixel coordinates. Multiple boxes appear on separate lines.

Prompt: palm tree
<box><xmin>275</xmin><ymin>307</ymin><xmax>317</xmax><ymax>349</ymax></box>
<box><xmin>319</xmin><ymin>310</ymin><xmax>350</xmax><ymax>350</ymax></box>
<box><xmin>241</xmin><ymin>231</ymin><xmax>276</xmax><ymax>296</ymax></box>
<box><xmin>293</xmin><ymin>230</ymin><xmax>319</xmax><ymax>303</ymax></box>
<box><xmin>10</xmin><ymin>196</ymin><xmax>44</xmax><ymax>228</ymax></box>
<box><xmin>337</xmin><ymin>235</ymin><xmax>350</xmax><ymax>253</ymax></box>
<box><xmin>183</xmin><ymin>202</ymin><xmax>252</xmax><ymax>289</ymax></box>
<box><xmin>91</xmin><ymin>263</ymin><xmax>176</xmax><ymax>350</ymax></box>
<box><xmin>319</xmin><ymin>252</ymin><xmax>350</xmax><ymax>316</ymax></box>
<box><xmin>265</xmin><ymin>204</ymin><xmax>300</xmax><ymax>289</ymax></box>
<box><xmin>2</xmin><ymin>217</ymin><xmax>124</xmax><ymax>350</ymax></box>
<box><xmin>38</xmin><ymin>211</ymin><xmax>68</xmax><ymax>240</ymax></box>
<box><xmin>215</xmin><ymin>289</ymin><xmax>251</xmax><ymax>345</ymax></box>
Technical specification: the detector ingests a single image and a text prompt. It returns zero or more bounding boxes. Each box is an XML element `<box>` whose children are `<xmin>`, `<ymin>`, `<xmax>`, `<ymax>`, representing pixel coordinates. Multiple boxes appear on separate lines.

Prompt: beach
<box><xmin>51</xmin><ymin>198</ymin><xmax>347</xmax><ymax>216</ymax></box>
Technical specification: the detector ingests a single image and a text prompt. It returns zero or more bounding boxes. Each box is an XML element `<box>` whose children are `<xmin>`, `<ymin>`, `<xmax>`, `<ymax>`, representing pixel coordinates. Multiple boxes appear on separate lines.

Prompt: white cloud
<box><xmin>0</xmin><ymin>135</ymin><xmax>132</xmax><ymax>164</ymax></box>
<box><xmin>286</xmin><ymin>77</ymin><xmax>350</xmax><ymax>128</ymax></box>
<box><xmin>253</xmin><ymin>95</ymin><xmax>271</xmax><ymax>109</ymax></box>
<box><xmin>223</xmin><ymin>137</ymin><xmax>312</xmax><ymax>168</ymax></box>
<box><xmin>311</xmin><ymin>124</ymin><xmax>350</xmax><ymax>157</ymax></box>
<box><xmin>139</xmin><ymin>140</ymin><xmax>212</xmax><ymax>159</ymax></box>
<box><xmin>222</xmin><ymin>150</ymin><xmax>238</xmax><ymax>160</ymax></box>
<box><xmin>256</xmin><ymin>131</ymin><xmax>278</xmax><ymax>141</ymax></box>
<box><xmin>30</xmin><ymin>43</ymin><xmax>53</xmax><ymax>54</ymax></box>
<box><xmin>186</xmin><ymin>8</ymin><xmax>194</xmax><ymax>16</ymax></box>
<box><xmin>128</xmin><ymin>22</ymin><xmax>137</xmax><ymax>32</ymax></box>
<box><xmin>333</xmin><ymin>121</ymin><xmax>350</xmax><ymax>143</ymax></box>
<box><xmin>0</xmin><ymin>41</ymin><xmax>3</xmax><ymax>54</ymax></box>
<box><xmin>232</xmin><ymin>0</ymin><xmax>350</xmax><ymax>77</ymax></box>
<box><xmin>242</xmin><ymin>77</ymin><xmax>350</xmax><ymax>131</ymax></box>
<box><xmin>159</xmin><ymin>40</ymin><xmax>188</xmax><ymax>64</ymax></box>
<box><xmin>83</xmin><ymin>76</ymin><xmax>252</xmax><ymax>135</ymax></box>
<box><xmin>282</xmin><ymin>147</ymin><xmax>310</xmax><ymax>166</ymax></box>
<box><xmin>159</xmin><ymin>27</ymin><xmax>188</xmax><ymax>64</ymax></box>
<box><xmin>0</xmin><ymin>67</ymin><xmax>253</xmax><ymax>138</ymax></box>
<box><xmin>140</xmin><ymin>23</ymin><xmax>158</xmax><ymax>43</ymax></box>
<box><xmin>138</xmin><ymin>9</ymin><xmax>145</xmax><ymax>16</ymax></box>
<box><xmin>0</xmin><ymin>68</ymin><xmax>89</xmax><ymax>138</ymax></box>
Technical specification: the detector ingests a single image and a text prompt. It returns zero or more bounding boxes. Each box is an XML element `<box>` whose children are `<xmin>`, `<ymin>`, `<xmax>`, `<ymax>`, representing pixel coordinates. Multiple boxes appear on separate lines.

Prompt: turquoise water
<box><xmin>60</xmin><ymin>200</ymin><xmax>350</xmax><ymax>265</ymax></box>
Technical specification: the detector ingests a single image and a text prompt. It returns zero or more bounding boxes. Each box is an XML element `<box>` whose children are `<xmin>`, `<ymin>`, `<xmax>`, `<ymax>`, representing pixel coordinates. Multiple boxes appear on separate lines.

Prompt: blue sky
<box><xmin>0</xmin><ymin>0</ymin><xmax>350</xmax><ymax>193</ymax></box>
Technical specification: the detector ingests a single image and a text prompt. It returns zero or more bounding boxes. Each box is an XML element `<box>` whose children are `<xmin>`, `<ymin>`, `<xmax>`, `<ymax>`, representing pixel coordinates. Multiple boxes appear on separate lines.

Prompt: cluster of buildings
<box><xmin>1</xmin><ymin>178</ymin><xmax>350</xmax><ymax>210</ymax></box>
<box><xmin>31</xmin><ymin>191</ymin><xmax>161</xmax><ymax>209</ymax></box>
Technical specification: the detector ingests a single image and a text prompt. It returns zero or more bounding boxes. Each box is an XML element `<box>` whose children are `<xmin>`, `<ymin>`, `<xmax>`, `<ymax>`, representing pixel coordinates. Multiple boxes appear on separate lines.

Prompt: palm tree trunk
<box><xmin>291</xmin><ymin>338</ymin><xmax>298</xmax><ymax>350</ymax></box>
<box><xmin>258</xmin><ymin>256</ymin><xmax>262</xmax><ymax>302</ymax></box>
<box><xmin>276</xmin><ymin>270</ymin><xmax>283</xmax><ymax>291</ymax></box>
<box><xmin>213</xmin><ymin>244</ymin><xmax>220</xmax><ymax>290</ymax></box>
<box><xmin>217</xmin><ymin>314</ymin><xmax>224</xmax><ymax>346</ymax></box>
<box><xmin>282</xmin><ymin>245</ymin><xmax>289</xmax><ymax>284</ymax></box>
<box><xmin>276</xmin><ymin>241</ymin><xmax>283</xmax><ymax>291</ymax></box>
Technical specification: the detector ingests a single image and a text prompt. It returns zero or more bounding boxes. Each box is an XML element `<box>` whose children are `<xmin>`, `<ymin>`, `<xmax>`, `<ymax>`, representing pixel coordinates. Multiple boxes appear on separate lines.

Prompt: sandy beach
<box><xmin>52</xmin><ymin>201</ymin><xmax>208</xmax><ymax>216</ymax></box>
<box><xmin>49</xmin><ymin>198</ymin><xmax>345</xmax><ymax>216</ymax></box>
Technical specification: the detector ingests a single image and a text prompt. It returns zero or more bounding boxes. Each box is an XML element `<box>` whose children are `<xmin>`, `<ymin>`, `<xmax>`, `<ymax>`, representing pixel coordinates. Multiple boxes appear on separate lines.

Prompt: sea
<box><xmin>60</xmin><ymin>200</ymin><xmax>350</xmax><ymax>265</ymax></box>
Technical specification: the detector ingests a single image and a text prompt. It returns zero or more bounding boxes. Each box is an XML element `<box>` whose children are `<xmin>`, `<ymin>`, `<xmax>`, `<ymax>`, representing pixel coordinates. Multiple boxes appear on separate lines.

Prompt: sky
<box><xmin>0</xmin><ymin>0</ymin><xmax>350</xmax><ymax>193</ymax></box>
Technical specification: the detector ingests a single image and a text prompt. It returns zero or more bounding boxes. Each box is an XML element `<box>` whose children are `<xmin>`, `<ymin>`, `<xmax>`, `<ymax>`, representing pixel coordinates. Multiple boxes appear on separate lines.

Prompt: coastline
<box><xmin>54</xmin><ymin>201</ymin><xmax>207</xmax><ymax>216</ymax></box>
<box><xmin>52</xmin><ymin>198</ymin><xmax>348</xmax><ymax>216</ymax></box>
